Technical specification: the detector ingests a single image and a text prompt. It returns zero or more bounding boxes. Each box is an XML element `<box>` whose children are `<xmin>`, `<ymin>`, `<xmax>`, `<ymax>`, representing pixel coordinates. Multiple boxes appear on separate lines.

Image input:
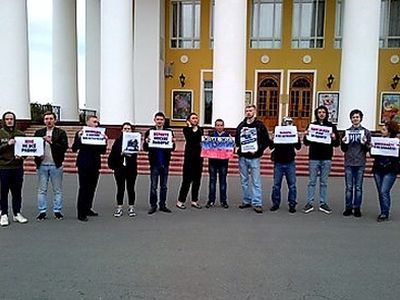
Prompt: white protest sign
<box><xmin>81</xmin><ymin>126</ymin><xmax>107</xmax><ymax>145</ymax></box>
<box><xmin>122</xmin><ymin>132</ymin><xmax>141</xmax><ymax>154</ymax></box>
<box><xmin>371</xmin><ymin>137</ymin><xmax>399</xmax><ymax>157</ymax></box>
<box><xmin>307</xmin><ymin>124</ymin><xmax>332</xmax><ymax>144</ymax></box>
<box><xmin>240</xmin><ymin>127</ymin><xmax>258</xmax><ymax>153</ymax></box>
<box><xmin>149</xmin><ymin>130</ymin><xmax>173</xmax><ymax>149</ymax></box>
<box><xmin>345</xmin><ymin>129</ymin><xmax>365</xmax><ymax>144</ymax></box>
<box><xmin>14</xmin><ymin>137</ymin><xmax>44</xmax><ymax>156</ymax></box>
<box><xmin>274</xmin><ymin>126</ymin><xmax>298</xmax><ymax>144</ymax></box>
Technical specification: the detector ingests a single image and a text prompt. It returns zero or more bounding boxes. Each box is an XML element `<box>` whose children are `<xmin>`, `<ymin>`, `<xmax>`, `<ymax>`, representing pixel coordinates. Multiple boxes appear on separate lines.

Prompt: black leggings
<box><xmin>114</xmin><ymin>166</ymin><xmax>137</xmax><ymax>206</ymax></box>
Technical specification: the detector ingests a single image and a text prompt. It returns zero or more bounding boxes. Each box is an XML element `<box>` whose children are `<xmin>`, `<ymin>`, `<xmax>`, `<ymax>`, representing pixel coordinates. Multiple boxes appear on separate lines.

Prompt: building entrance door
<box><xmin>289</xmin><ymin>73</ymin><xmax>313</xmax><ymax>131</ymax></box>
<box><xmin>257</xmin><ymin>73</ymin><xmax>280</xmax><ymax>130</ymax></box>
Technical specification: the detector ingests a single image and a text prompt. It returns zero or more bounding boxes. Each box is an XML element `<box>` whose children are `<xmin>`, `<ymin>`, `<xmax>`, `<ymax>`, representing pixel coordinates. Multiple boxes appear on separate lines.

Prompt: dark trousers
<box><xmin>114</xmin><ymin>166</ymin><xmax>137</xmax><ymax>206</ymax></box>
<box><xmin>150</xmin><ymin>165</ymin><xmax>169</xmax><ymax>208</ymax></box>
<box><xmin>178</xmin><ymin>158</ymin><xmax>203</xmax><ymax>203</ymax></box>
<box><xmin>208</xmin><ymin>159</ymin><xmax>228</xmax><ymax>204</ymax></box>
<box><xmin>77</xmin><ymin>168</ymin><xmax>100</xmax><ymax>218</ymax></box>
<box><xmin>0</xmin><ymin>168</ymin><xmax>24</xmax><ymax>216</ymax></box>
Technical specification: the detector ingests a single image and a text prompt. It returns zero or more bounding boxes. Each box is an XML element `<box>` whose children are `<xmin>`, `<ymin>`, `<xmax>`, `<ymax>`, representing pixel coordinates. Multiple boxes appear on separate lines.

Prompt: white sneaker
<box><xmin>0</xmin><ymin>215</ymin><xmax>9</xmax><ymax>226</ymax></box>
<box><xmin>12</xmin><ymin>213</ymin><xmax>28</xmax><ymax>224</ymax></box>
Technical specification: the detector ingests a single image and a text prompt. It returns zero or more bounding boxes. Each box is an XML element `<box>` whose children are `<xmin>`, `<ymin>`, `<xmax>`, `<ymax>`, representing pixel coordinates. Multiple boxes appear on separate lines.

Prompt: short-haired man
<box><xmin>0</xmin><ymin>111</ymin><xmax>28</xmax><ymax>226</ymax></box>
<box><xmin>235</xmin><ymin>105</ymin><xmax>270</xmax><ymax>213</ymax></box>
<box><xmin>303</xmin><ymin>105</ymin><xmax>340</xmax><ymax>214</ymax></box>
<box><xmin>143</xmin><ymin>112</ymin><xmax>175</xmax><ymax>215</ymax></box>
<box><xmin>34</xmin><ymin>112</ymin><xmax>68</xmax><ymax>221</ymax></box>
<box><xmin>341</xmin><ymin>109</ymin><xmax>371</xmax><ymax>217</ymax></box>
<box><xmin>72</xmin><ymin>115</ymin><xmax>107</xmax><ymax>222</ymax></box>
<box><xmin>205</xmin><ymin>119</ymin><xmax>230</xmax><ymax>209</ymax></box>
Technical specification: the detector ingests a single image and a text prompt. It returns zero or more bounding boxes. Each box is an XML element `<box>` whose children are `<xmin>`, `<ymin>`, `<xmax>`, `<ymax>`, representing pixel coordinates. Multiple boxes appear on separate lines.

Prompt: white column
<box><xmin>53</xmin><ymin>0</ymin><xmax>79</xmax><ymax>121</ymax></box>
<box><xmin>85</xmin><ymin>0</ymin><xmax>100</xmax><ymax>113</ymax></box>
<box><xmin>213</xmin><ymin>0</ymin><xmax>247</xmax><ymax>128</ymax></box>
<box><xmin>133</xmin><ymin>0</ymin><xmax>164</xmax><ymax>125</ymax></box>
<box><xmin>0</xmin><ymin>0</ymin><xmax>30</xmax><ymax>119</ymax></box>
<box><xmin>338</xmin><ymin>0</ymin><xmax>381</xmax><ymax>129</ymax></box>
<box><xmin>100</xmin><ymin>0</ymin><xmax>134</xmax><ymax>125</ymax></box>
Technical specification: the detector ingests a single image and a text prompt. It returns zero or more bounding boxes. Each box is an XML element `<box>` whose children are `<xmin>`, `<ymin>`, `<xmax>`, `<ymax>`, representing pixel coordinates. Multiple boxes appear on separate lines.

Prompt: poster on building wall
<box><xmin>122</xmin><ymin>132</ymin><xmax>141</xmax><ymax>154</ymax></box>
<box><xmin>273</xmin><ymin>126</ymin><xmax>299</xmax><ymax>144</ymax></box>
<box><xmin>201</xmin><ymin>136</ymin><xmax>235</xmax><ymax>159</ymax></box>
<box><xmin>172</xmin><ymin>89</ymin><xmax>192</xmax><ymax>121</ymax></box>
<box><xmin>317</xmin><ymin>92</ymin><xmax>339</xmax><ymax>123</ymax></box>
<box><xmin>81</xmin><ymin>126</ymin><xmax>107</xmax><ymax>145</ymax></box>
<box><xmin>240</xmin><ymin>127</ymin><xmax>258</xmax><ymax>153</ymax></box>
<box><xmin>14</xmin><ymin>137</ymin><xmax>44</xmax><ymax>156</ymax></box>
<box><xmin>245</xmin><ymin>90</ymin><xmax>253</xmax><ymax>106</ymax></box>
<box><xmin>379</xmin><ymin>93</ymin><xmax>400</xmax><ymax>124</ymax></box>
<box><xmin>371</xmin><ymin>137</ymin><xmax>399</xmax><ymax>157</ymax></box>
<box><xmin>306</xmin><ymin>124</ymin><xmax>332</xmax><ymax>144</ymax></box>
<box><xmin>148</xmin><ymin>130</ymin><xmax>173</xmax><ymax>149</ymax></box>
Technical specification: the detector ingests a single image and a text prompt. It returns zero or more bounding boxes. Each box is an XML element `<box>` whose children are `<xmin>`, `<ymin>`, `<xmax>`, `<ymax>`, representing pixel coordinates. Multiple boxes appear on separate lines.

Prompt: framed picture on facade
<box><xmin>317</xmin><ymin>92</ymin><xmax>340</xmax><ymax>124</ymax></box>
<box><xmin>172</xmin><ymin>89</ymin><xmax>193</xmax><ymax>121</ymax></box>
<box><xmin>380</xmin><ymin>92</ymin><xmax>400</xmax><ymax>124</ymax></box>
<box><xmin>245</xmin><ymin>90</ymin><xmax>253</xmax><ymax>106</ymax></box>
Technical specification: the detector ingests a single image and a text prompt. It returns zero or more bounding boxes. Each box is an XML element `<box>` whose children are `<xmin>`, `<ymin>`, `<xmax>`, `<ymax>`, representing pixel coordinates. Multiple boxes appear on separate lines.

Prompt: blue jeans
<box><xmin>150</xmin><ymin>165</ymin><xmax>169</xmax><ymax>208</ymax></box>
<box><xmin>239</xmin><ymin>157</ymin><xmax>262</xmax><ymax>206</ymax></box>
<box><xmin>208</xmin><ymin>159</ymin><xmax>228</xmax><ymax>204</ymax></box>
<box><xmin>344</xmin><ymin>166</ymin><xmax>365</xmax><ymax>209</ymax></box>
<box><xmin>373</xmin><ymin>171</ymin><xmax>397</xmax><ymax>216</ymax></box>
<box><xmin>37</xmin><ymin>164</ymin><xmax>64</xmax><ymax>213</ymax></box>
<box><xmin>307</xmin><ymin>160</ymin><xmax>332</xmax><ymax>205</ymax></box>
<box><xmin>271</xmin><ymin>162</ymin><xmax>297</xmax><ymax>207</ymax></box>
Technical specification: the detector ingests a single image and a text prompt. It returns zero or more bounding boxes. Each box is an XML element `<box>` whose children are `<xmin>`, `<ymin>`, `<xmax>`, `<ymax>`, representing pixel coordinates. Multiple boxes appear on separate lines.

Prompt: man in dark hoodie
<box><xmin>0</xmin><ymin>111</ymin><xmax>28</xmax><ymax>227</ymax></box>
<box><xmin>303</xmin><ymin>105</ymin><xmax>340</xmax><ymax>214</ymax></box>
<box><xmin>235</xmin><ymin>105</ymin><xmax>270</xmax><ymax>213</ymax></box>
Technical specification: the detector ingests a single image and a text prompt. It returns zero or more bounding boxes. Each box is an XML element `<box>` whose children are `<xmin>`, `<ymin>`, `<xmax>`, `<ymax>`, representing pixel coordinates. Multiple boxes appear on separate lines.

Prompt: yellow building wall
<box><xmin>164</xmin><ymin>0</ymin><xmax>400</xmax><ymax>129</ymax></box>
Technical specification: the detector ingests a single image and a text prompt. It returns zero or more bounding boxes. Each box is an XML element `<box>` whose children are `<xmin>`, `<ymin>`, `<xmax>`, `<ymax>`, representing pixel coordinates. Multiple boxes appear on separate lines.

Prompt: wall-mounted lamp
<box><xmin>179</xmin><ymin>73</ymin><xmax>186</xmax><ymax>88</ymax></box>
<box><xmin>164</xmin><ymin>61</ymin><xmax>174</xmax><ymax>78</ymax></box>
<box><xmin>327</xmin><ymin>74</ymin><xmax>335</xmax><ymax>89</ymax></box>
<box><xmin>391</xmin><ymin>74</ymin><xmax>400</xmax><ymax>89</ymax></box>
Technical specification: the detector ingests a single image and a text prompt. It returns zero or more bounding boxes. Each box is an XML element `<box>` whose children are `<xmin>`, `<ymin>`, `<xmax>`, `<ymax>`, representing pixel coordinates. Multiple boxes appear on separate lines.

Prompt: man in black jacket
<box><xmin>34</xmin><ymin>111</ymin><xmax>68</xmax><ymax>221</ymax></box>
<box><xmin>72</xmin><ymin>115</ymin><xmax>107</xmax><ymax>221</ymax></box>
<box><xmin>303</xmin><ymin>105</ymin><xmax>340</xmax><ymax>214</ymax></box>
<box><xmin>235</xmin><ymin>105</ymin><xmax>270</xmax><ymax>213</ymax></box>
<box><xmin>143</xmin><ymin>112</ymin><xmax>175</xmax><ymax>215</ymax></box>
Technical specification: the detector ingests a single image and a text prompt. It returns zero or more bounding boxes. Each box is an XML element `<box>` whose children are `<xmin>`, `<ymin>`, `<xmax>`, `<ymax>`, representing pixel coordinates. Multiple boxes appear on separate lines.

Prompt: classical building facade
<box><xmin>0</xmin><ymin>0</ymin><xmax>399</xmax><ymax>130</ymax></box>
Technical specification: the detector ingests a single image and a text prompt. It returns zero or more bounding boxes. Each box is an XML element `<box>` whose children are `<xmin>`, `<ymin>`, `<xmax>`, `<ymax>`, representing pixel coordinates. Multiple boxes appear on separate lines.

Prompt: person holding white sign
<box><xmin>34</xmin><ymin>111</ymin><xmax>69</xmax><ymax>221</ymax></box>
<box><xmin>108</xmin><ymin>122</ymin><xmax>138</xmax><ymax>218</ymax></box>
<box><xmin>0</xmin><ymin>111</ymin><xmax>28</xmax><ymax>227</ymax></box>
<box><xmin>143</xmin><ymin>112</ymin><xmax>175</xmax><ymax>215</ymax></box>
<box><xmin>371</xmin><ymin>121</ymin><xmax>400</xmax><ymax>222</ymax></box>
<box><xmin>269</xmin><ymin>117</ymin><xmax>301</xmax><ymax>213</ymax></box>
<box><xmin>340</xmin><ymin>109</ymin><xmax>371</xmax><ymax>218</ymax></box>
<box><xmin>72</xmin><ymin>115</ymin><xmax>107</xmax><ymax>222</ymax></box>
<box><xmin>303</xmin><ymin>105</ymin><xmax>340</xmax><ymax>215</ymax></box>
<box><xmin>235</xmin><ymin>105</ymin><xmax>270</xmax><ymax>214</ymax></box>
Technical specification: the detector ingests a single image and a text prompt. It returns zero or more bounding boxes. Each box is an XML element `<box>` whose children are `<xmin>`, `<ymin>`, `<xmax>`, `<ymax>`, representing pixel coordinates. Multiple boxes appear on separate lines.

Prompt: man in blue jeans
<box><xmin>34</xmin><ymin>111</ymin><xmax>68</xmax><ymax>221</ymax></box>
<box><xmin>235</xmin><ymin>105</ymin><xmax>270</xmax><ymax>214</ymax></box>
<box><xmin>143</xmin><ymin>112</ymin><xmax>175</xmax><ymax>215</ymax></box>
<box><xmin>340</xmin><ymin>109</ymin><xmax>371</xmax><ymax>217</ymax></box>
<box><xmin>269</xmin><ymin>117</ymin><xmax>301</xmax><ymax>213</ymax></box>
<box><xmin>303</xmin><ymin>105</ymin><xmax>340</xmax><ymax>214</ymax></box>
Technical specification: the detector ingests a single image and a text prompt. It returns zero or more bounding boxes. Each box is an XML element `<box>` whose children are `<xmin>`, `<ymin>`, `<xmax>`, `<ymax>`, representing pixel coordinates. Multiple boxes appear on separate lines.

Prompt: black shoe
<box><xmin>87</xmin><ymin>210</ymin><xmax>99</xmax><ymax>217</ymax></box>
<box><xmin>148</xmin><ymin>207</ymin><xmax>157</xmax><ymax>215</ymax></box>
<box><xmin>205</xmin><ymin>202</ymin><xmax>215</xmax><ymax>208</ymax></box>
<box><xmin>353</xmin><ymin>208</ymin><xmax>362</xmax><ymax>218</ymax></box>
<box><xmin>377</xmin><ymin>214</ymin><xmax>389</xmax><ymax>222</ymax></box>
<box><xmin>270</xmin><ymin>205</ymin><xmax>279</xmax><ymax>212</ymax></box>
<box><xmin>36</xmin><ymin>212</ymin><xmax>47</xmax><ymax>221</ymax></box>
<box><xmin>159</xmin><ymin>207</ymin><xmax>172</xmax><ymax>213</ymax></box>
<box><xmin>289</xmin><ymin>206</ymin><xmax>296</xmax><ymax>214</ymax></box>
<box><xmin>239</xmin><ymin>203</ymin><xmax>252</xmax><ymax>209</ymax></box>
<box><xmin>343</xmin><ymin>208</ymin><xmax>353</xmax><ymax>216</ymax></box>
<box><xmin>78</xmin><ymin>216</ymin><xmax>88</xmax><ymax>222</ymax></box>
<box><xmin>221</xmin><ymin>203</ymin><xmax>229</xmax><ymax>209</ymax></box>
<box><xmin>254</xmin><ymin>206</ymin><xmax>263</xmax><ymax>214</ymax></box>
<box><xmin>54</xmin><ymin>212</ymin><xmax>64</xmax><ymax>220</ymax></box>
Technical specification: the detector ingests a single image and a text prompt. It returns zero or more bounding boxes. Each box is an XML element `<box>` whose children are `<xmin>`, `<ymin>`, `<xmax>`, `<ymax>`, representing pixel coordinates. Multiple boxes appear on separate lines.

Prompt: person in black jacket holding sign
<box><xmin>108</xmin><ymin>122</ymin><xmax>138</xmax><ymax>218</ymax></box>
<box><xmin>303</xmin><ymin>105</ymin><xmax>340</xmax><ymax>214</ymax></box>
